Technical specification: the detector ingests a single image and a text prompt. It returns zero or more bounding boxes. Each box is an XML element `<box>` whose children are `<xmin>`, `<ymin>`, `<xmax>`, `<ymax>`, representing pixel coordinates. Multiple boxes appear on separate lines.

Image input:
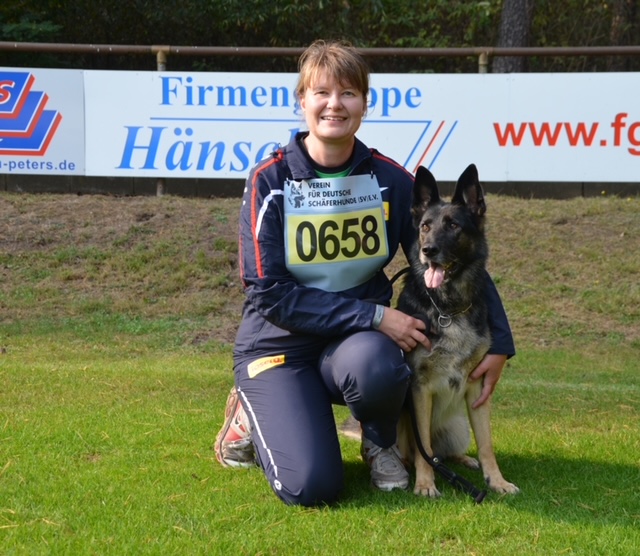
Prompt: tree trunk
<box><xmin>492</xmin><ymin>0</ymin><xmax>536</xmax><ymax>73</ymax></box>
<box><xmin>608</xmin><ymin>0</ymin><xmax>637</xmax><ymax>71</ymax></box>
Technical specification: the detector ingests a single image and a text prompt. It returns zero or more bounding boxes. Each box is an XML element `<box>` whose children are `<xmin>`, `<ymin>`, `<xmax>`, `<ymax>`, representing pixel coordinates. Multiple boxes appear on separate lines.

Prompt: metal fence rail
<box><xmin>3</xmin><ymin>42</ymin><xmax>640</xmax><ymax>73</ymax></box>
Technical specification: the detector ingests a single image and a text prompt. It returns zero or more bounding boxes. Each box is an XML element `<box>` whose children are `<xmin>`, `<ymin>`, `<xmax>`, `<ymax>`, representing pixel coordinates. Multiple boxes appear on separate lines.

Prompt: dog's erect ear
<box><xmin>451</xmin><ymin>164</ymin><xmax>486</xmax><ymax>218</ymax></box>
<box><xmin>411</xmin><ymin>166</ymin><xmax>440</xmax><ymax>225</ymax></box>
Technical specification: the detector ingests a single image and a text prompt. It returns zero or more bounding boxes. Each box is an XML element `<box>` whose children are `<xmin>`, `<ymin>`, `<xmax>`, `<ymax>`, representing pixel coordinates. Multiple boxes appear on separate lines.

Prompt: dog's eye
<box><xmin>448</xmin><ymin>221</ymin><xmax>459</xmax><ymax>231</ymax></box>
<box><xmin>421</xmin><ymin>222</ymin><xmax>430</xmax><ymax>232</ymax></box>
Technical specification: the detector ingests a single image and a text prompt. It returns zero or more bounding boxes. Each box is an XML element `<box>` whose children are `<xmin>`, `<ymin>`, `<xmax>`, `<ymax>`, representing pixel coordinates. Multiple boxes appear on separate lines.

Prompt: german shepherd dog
<box><xmin>396</xmin><ymin>164</ymin><xmax>519</xmax><ymax>498</ymax></box>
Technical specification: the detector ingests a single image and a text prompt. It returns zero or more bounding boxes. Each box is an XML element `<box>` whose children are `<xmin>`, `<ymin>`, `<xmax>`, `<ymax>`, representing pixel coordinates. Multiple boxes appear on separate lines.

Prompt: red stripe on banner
<box><xmin>413</xmin><ymin>121</ymin><xmax>445</xmax><ymax>173</ymax></box>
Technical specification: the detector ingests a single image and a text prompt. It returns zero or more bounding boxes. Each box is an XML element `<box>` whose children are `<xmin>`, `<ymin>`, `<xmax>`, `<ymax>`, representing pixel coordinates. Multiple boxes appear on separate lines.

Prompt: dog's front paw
<box><xmin>413</xmin><ymin>481</ymin><xmax>442</xmax><ymax>498</ymax></box>
<box><xmin>486</xmin><ymin>477</ymin><xmax>520</xmax><ymax>495</ymax></box>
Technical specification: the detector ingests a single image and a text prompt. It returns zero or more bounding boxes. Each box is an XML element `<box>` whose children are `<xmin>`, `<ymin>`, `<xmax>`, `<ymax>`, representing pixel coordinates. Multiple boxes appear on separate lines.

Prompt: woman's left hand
<box><xmin>376</xmin><ymin>306</ymin><xmax>432</xmax><ymax>353</ymax></box>
<box><xmin>468</xmin><ymin>353</ymin><xmax>507</xmax><ymax>409</ymax></box>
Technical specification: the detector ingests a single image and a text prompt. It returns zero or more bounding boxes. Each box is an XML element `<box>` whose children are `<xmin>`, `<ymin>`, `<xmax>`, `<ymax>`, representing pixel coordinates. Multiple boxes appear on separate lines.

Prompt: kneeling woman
<box><xmin>215</xmin><ymin>39</ymin><xmax>515</xmax><ymax>506</ymax></box>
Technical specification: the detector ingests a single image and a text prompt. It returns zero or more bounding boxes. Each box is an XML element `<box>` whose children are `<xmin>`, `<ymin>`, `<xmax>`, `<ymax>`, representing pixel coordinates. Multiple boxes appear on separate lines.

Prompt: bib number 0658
<box><xmin>288</xmin><ymin>209</ymin><xmax>386</xmax><ymax>264</ymax></box>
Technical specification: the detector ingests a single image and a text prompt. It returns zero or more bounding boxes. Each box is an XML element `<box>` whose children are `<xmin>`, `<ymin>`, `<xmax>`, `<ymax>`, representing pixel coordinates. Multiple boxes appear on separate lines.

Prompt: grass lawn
<box><xmin>1</xmin><ymin>191</ymin><xmax>639</xmax><ymax>554</ymax></box>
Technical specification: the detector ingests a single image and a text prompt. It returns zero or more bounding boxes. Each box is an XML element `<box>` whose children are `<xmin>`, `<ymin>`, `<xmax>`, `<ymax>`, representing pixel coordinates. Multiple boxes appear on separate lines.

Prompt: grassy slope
<box><xmin>1</xmin><ymin>191</ymin><xmax>638</xmax><ymax>350</ymax></box>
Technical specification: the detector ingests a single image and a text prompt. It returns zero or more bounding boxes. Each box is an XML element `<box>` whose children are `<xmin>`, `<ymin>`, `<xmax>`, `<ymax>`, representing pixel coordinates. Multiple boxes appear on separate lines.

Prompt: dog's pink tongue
<box><xmin>424</xmin><ymin>267</ymin><xmax>445</xmax><ymax>289</ymax></box>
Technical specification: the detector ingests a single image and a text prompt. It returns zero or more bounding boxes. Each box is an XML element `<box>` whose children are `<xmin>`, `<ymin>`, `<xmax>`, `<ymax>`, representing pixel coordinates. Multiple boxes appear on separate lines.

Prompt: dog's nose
<box><xmin>422</xmin><ymin>245</ymin><xmax>439</xmax><ymax>258</ymax></box>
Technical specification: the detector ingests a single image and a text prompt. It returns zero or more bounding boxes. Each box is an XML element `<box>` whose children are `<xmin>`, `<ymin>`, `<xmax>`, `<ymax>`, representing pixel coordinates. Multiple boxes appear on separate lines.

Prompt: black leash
<box><xmin>389</xmin><ymin>266</ymin><xmax>411</xmax><ymax>286</ymax></box>
<box><xmin>406</xmin><ymin>383</ymin><xmax>487</xmax><ymax>504</ymax></box>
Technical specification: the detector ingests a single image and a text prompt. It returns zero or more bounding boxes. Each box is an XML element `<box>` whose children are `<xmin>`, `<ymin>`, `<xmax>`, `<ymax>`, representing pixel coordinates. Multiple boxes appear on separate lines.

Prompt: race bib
<box><xmin>283</xmin><ymin>174</ymin><xmax>389</xmax><ymax>292</ymax></box>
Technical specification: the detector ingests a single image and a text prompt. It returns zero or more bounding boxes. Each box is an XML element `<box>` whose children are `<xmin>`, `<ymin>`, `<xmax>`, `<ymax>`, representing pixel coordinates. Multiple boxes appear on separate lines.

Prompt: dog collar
<box><xmin>424</xmin><ymin>288</ymin><xmax>472</xmax><ymax>328</ymax></box>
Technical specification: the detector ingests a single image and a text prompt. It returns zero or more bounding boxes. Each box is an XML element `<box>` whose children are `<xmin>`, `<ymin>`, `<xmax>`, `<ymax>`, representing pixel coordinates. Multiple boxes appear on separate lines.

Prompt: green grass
<box><xmin>1</xmin><ymin>192</ymin><xmax>639</xmax><ymax>554</ymax></box>
<box><xmin>1</xmin><ymin>334</ymin><xmax>638</xmax><ymax>554</ymax></box>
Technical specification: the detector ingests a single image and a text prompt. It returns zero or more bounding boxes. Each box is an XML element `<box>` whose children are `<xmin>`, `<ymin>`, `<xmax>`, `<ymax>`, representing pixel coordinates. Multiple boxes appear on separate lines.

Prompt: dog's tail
<box><xmin>338</xmin><ymin>415</ymin><xmax>361</xmax><ymax>441</ymax></box>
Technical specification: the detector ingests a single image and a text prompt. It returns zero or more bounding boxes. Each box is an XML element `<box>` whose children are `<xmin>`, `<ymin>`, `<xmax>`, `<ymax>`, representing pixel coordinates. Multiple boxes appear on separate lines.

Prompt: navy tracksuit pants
<box><xmin>234</xmin><ymin>330</ymin><xmax>411</xmax><ymax>506</ymax></box>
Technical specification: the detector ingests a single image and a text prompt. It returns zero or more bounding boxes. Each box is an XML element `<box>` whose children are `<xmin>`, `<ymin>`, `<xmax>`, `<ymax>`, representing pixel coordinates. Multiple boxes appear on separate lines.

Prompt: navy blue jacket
<box><xmin>234</xmin><ymin>132</ymin><xmax>515</xmax><ymax>358</ymax></box>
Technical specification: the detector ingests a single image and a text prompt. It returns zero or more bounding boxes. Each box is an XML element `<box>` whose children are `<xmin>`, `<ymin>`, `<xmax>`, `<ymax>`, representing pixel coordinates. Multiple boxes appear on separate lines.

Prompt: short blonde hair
<box><xmin>296</xmin><ymin>40</ymin><xmax>369</xmax><ymax>101</ymax></box>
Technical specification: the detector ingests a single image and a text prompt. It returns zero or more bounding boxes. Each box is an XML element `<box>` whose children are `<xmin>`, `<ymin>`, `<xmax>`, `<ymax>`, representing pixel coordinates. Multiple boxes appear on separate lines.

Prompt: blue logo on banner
<box><xmin>0</xmin><ymin>71</ymin><xmax>62</xmax><ymax>155</ymax></box>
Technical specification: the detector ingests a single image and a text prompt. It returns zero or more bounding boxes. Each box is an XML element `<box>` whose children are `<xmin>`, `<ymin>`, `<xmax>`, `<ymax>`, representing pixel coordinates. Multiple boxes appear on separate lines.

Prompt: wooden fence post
<box><xmin>154</xmin><ymin>47</ymin><xmax>169</xmax><ymax>196</ymax></box>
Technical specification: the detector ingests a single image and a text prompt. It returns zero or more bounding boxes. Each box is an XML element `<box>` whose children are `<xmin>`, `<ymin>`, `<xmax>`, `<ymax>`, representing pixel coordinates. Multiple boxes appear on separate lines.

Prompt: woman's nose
<box><xmin>327</xmin><ymin>92</ymin><xmax>342</xmax><ymax>109</ymax></box>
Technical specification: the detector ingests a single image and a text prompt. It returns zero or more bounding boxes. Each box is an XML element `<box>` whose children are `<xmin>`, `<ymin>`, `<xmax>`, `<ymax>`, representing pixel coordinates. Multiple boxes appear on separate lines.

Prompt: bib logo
<box><xmin>286</xmin><ymin>179</ymin><xmax>306</xmax><ymax>208</ymax></box>
<box><xmin>0</xmin><ymin>71</ymin><xmax>62</xmax><ymax>155</ymax></box>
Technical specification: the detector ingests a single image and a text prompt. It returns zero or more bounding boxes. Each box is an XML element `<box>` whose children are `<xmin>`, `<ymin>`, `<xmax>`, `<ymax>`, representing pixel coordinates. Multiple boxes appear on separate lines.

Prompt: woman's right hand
<box><xmin>376</xmin><ymin>307</ymin><xmax>432</xmax><ymax>353</ymax></box>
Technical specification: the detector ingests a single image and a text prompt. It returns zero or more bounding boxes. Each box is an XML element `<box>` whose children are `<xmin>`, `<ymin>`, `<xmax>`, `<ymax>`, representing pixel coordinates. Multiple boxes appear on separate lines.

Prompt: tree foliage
<box><xmin>1</xmin><ymin>0</ymin><xmax>638</xmax><ymax>72</ymax></box>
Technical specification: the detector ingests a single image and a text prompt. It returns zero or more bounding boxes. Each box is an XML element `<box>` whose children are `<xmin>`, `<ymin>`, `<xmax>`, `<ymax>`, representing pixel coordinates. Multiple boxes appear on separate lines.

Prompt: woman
<box><xmin>215</xmin><ymin>40</ymin><xmax>515</xmax><ymax>506</ymax></box>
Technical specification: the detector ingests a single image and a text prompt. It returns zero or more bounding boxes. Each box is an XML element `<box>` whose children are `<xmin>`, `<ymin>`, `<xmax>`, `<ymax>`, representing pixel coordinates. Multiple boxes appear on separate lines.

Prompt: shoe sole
<box><xmin>372</xmin><ymin>481</ymin><xmax>409</xmax><ymax>492</ymax></box>
<box><xmin>222</xmin><ymin>459</ymin><xmax>255</xmax><ymax>469</ymax></box>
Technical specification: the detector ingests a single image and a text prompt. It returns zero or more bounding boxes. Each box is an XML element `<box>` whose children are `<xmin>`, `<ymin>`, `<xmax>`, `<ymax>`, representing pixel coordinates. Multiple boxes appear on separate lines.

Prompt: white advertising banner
<box><xmin>3</xmin><ymin>68</ymin><xmax>639</xmax><ymax>182</ymax></box>
<box><xmin>84</xmin><ymin>71</ymin><xmax>302</xmax><ymax>179</ymax></box>
<box><xmin>0</xmin><ymin>67</ymin><xmax>85</xmax><ymax>175</ymax></box>
<box><xmin>84</xmin><ymin>70</ymin><xmax>640</xmax><ymax>182</ymax></box>
<box><xmin>417</xmin><ymin>73</ymin><xmax>640</xmax><ymax>182</ymax></box>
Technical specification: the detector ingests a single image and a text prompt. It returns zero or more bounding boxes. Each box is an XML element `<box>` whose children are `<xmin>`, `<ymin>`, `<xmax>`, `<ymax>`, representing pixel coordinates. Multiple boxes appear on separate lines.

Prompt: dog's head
<box><xmin>410</xmin><ymin>164</ymin><xmax>487</xmax><ymax>289</ymax></box>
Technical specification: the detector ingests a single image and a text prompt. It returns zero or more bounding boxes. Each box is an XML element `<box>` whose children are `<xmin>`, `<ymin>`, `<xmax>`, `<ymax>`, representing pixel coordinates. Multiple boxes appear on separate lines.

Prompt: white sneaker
<box><xmin>361</xmin><ymin>437</ymin><xmax>409</xmax><ymax>491</ymax></box>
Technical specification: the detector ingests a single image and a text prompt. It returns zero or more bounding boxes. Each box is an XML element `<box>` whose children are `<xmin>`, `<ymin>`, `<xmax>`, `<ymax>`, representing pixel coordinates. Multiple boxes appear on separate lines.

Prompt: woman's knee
<box><xmin>323</xmin><ymin>331</ymin><xmax>408</xmax><ymax>389</ymax></box>
<box><xmin>269</xmin><ymin>460</ymin><xmax>343</xmax><ymax>507</ymax></box>
<box><xmin>341</xmin><ymin>332</ymin><xmax>410</xmax><ymax>399</ymax></box>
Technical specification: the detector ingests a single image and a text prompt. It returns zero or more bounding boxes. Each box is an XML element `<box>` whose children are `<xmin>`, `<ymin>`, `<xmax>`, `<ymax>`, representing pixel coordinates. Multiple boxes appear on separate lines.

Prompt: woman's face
<box><xmin>299</xmin><ymin>69</ymin><xmax>366</xmax><ymax>149</ymax></box>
